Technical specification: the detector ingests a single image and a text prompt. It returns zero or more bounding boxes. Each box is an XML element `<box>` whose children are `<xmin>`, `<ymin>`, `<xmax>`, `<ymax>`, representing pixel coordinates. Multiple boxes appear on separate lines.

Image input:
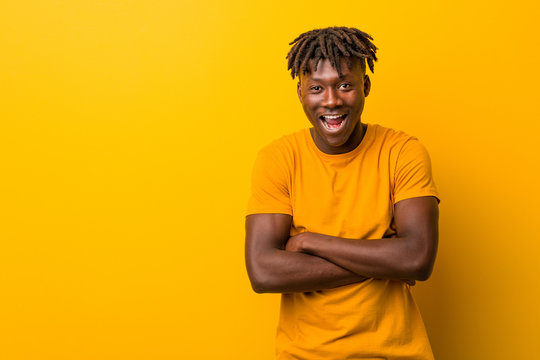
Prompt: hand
<box><xmin>285</xmin><ymin>232</ymin><xmax>310</xmax><ymax>252</ymax></box>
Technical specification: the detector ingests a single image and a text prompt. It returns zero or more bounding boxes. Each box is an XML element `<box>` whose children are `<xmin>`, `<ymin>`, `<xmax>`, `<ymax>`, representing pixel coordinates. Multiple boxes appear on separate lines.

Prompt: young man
<box><xmin>245</xmin><ymin>27</ymin><xmax>439</xmax><ymax>359</ymax></box>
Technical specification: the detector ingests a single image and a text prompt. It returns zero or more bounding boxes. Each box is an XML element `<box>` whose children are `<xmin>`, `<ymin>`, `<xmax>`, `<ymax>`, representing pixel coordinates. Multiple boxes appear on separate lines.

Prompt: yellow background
<box><xmin>1</xmin><ymin>1</ymin><xmax>539</xmax><ymax>359</ymax></box>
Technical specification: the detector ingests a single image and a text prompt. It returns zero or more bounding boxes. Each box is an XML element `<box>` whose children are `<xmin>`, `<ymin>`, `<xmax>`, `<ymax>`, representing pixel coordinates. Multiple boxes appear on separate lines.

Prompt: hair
<box><xmin>286</xmin><ymin>26</ymin><xmax>378</xmax><ymax>79</ymax></box>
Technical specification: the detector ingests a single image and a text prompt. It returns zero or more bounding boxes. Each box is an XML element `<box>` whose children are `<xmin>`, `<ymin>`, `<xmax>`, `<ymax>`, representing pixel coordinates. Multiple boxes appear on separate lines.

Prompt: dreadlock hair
<box><xmin>286</xmin><ymin>26</ymin><xmax>378</xmax><ymax>79</ymax></box>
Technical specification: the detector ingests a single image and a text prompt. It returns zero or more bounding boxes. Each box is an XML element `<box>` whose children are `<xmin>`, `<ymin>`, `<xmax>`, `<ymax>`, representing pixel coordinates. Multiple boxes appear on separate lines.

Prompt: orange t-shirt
<box><xmin>247</xmin><ymin>123</ymin><xmax>439</xmax><ymax>360</ymax></box>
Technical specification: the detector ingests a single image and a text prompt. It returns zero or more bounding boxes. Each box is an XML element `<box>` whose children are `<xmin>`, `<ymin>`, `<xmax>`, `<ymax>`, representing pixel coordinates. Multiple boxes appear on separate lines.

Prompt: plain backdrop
<box><xmin>1</xmin><ymin>1</ymin><xmax>539</xmax><ymax>359</ymax></box>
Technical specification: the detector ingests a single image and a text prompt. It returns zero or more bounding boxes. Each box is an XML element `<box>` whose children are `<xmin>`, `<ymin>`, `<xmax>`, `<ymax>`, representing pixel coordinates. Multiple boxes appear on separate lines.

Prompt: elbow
<box><xmin>246</xmin><ymin>247</ymin><xmax>286</xmax><ymax>293</ymax></box>
<box><xmin>413</xmin><ymin>264</ymin><xmax>433</xmax><ymax>281</ymax></box>
<box><xmin>401</xmin><ymin>262</ymin><xmax>432</xmax><ymax>282</ymax></box>
<box><xmin>250</xmin><ymin>279</ymin><xmax>268</xmax><ymax>294</ymax></box>
<box><xmin>408</xmin><ymin>253</ymin><xmax>436</xmax><ymax>281</ymax></box>
<box><xmin>404</xmin><ymin>235</ymin><xmax>437</xmax><ymax>281</ymax></box>
<box><xmin>248</xmin><ymin>272</ymin><xmax>275</xmax><ymax>294</ymax></box>
<box><xmin>246</xmin><ymin>258</ymin><xmax>276</xmax><ymax>294</ymax></box>
<box><xmin>246</xmin><ymin>265</ymin><xmax>266</xmax><ymax>293</ymax></box>
<box><xmin>247</xmin><ymin>267</ymin><xmax>266</xmax><ymax>293</ymax></box>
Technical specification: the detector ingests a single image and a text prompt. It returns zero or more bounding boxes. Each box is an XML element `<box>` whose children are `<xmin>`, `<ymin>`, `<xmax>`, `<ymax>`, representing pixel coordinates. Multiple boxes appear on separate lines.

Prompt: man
<box><xmin>245</xmin><ymin>26</ymin><xmax>439</xmax><ymax>360</ymax></box>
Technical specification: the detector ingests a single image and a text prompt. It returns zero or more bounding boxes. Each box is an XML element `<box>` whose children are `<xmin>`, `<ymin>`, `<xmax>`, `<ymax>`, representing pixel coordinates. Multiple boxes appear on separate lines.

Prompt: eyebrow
<box><xmin>308</xmin><ymin>75</ymin><xmax>351</xmax><ymax>82</ymax></box>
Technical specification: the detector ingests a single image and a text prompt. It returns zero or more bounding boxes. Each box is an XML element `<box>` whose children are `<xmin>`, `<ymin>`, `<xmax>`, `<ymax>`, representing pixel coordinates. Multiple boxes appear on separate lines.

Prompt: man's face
<box><xmin>297</xmin><ymin>57</ymin><xmax>371</xmax><ymax>154</ymax></box>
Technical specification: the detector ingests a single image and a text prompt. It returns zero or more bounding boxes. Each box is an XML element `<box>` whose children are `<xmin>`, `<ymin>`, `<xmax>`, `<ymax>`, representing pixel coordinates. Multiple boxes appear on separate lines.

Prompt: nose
<box><xmin>321</xmin><ymin>88</ymin><xmax>343</xmax><ymax>108</ymax></box>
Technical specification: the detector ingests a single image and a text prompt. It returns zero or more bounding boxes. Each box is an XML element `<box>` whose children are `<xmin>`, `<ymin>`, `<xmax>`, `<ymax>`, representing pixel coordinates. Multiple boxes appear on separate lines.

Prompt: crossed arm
<box><xmin>245</xmin><ymin>196</ymin><xmax>439</xmax><ymax>293</ymax></box>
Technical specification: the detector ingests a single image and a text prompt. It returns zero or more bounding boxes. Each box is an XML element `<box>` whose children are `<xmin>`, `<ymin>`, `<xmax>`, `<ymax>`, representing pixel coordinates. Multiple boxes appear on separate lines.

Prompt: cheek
<box><xmin>348</xmin><ymin>97</ymin><xmax>365</xmax><ymax>111</ymax></box>
<box><xmin>302</xmin><ymin>101</ymin><xmax>318</xmax><ymax>115</ymax></box>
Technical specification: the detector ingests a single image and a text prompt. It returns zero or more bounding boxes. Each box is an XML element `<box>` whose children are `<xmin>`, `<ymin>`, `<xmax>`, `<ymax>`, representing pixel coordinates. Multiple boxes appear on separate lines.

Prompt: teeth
<box><xmin>322</xmin><ymin>114</ymin><xmax>344</xmax><ymax>120</ymax></box>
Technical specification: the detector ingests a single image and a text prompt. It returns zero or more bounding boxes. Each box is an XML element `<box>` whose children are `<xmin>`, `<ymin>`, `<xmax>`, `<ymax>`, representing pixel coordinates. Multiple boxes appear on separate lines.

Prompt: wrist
<box><xmin>300</xmin><ymin>232</ymin><xmax>320</xmax><ymax>254</ymax></box>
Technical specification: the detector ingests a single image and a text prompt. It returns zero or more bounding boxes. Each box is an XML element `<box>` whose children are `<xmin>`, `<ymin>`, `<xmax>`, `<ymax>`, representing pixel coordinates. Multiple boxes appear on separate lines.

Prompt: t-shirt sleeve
<box><xmin>393</xmin><ymin>138</ymin><xmax>440</xmax><ymax>204</ymax></box>
<box><xmin>246</xmin><ymin>145</ymin><xmax>293</xmax><ymax>216</ymax></box>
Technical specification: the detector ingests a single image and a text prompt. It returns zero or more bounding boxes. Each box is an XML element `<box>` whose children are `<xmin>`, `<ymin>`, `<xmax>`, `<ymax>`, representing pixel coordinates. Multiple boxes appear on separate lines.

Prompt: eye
<box><xmin>339</xmin><ymin>83</ymin><xmax>351</xmax><ymax>89</ymax></box>
<box><xmin>310</xmin><ymin>86</ymin><xmax>321</xmax><ymax>92</ymax></box>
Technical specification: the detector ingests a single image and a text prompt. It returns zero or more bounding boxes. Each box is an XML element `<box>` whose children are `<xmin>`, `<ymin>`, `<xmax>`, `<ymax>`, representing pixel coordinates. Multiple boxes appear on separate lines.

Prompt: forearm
<box><xmin>300</xmin><ymin>233</ymin><xmax>435</xmax><ymax>281</ymax></box>
<box><xmin>286</xmin><ymin>197</ymin><xmax>439</xmax><ymax>281</ymax></box>
<box><xmin>247</xmin><ymin>247</ymin><xmax>368</xmax><ymax>293</ymax></box>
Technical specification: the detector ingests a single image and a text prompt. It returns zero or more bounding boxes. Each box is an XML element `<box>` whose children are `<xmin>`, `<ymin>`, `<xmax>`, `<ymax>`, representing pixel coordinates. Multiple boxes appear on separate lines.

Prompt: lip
<box><xmin>320</xmin><ymin>116</ymin><xmax>347</xmax><ymax>133</ymax></box>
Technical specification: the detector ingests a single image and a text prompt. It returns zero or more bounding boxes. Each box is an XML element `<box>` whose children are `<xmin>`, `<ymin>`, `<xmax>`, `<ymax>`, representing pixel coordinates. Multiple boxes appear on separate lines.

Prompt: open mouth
<box><xmin>320</xmin><ymin>114</ymin><xmax>347</xmax><ymax>130</ymax></box>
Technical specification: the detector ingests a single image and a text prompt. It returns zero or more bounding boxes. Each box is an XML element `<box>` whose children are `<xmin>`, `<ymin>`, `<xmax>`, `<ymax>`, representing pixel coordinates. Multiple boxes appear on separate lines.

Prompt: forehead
<box><xmin>301</xmin><ymin>57</ymin><xmax>364</xmax><ymax>82</ymax></box>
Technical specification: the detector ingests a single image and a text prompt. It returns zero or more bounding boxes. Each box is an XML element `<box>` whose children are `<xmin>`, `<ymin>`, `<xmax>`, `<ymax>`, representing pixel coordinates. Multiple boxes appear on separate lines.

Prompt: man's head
<box><xmin>286</xmin><ymin>27</ymin><xmax>378</xmax><ymax>154</ymax></box>
<box><xmin>286</xmin><ymin>27</ymin><xmax>377</xmax><ymax>80</ymax></box>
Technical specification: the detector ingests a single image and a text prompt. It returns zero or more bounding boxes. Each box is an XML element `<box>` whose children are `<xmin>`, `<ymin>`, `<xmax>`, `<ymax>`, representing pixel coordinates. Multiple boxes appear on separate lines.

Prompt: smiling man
<box><xmin>245</xmin><ymin>27</ymin><xmax>439</xmax><ymax>360</ymax></box>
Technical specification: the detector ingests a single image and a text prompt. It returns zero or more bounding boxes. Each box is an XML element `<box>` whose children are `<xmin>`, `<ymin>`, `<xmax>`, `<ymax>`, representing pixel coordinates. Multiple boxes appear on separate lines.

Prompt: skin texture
<box><xmin>245</xmin><ymin>57</ymin><xmax>439</xmax><ymax>293</ymax></box>
<box><xmin>245</xmin><ymin>214</ymin><xmax>370</xmax><ymax>293</ymax></box>
<box><xmin>246</xmin><ymin>196</ymin><xmax>438</xmax><ymax>293</ymax></box>
<box><xmin>285</xmin><ymin>197</ymin><xmax>439</xmax><ymax>281</ymax></box>
<box><xmin>297</xmin><ymin>57</ymin><xmax>371</xmax><ymax>154</ymax></box>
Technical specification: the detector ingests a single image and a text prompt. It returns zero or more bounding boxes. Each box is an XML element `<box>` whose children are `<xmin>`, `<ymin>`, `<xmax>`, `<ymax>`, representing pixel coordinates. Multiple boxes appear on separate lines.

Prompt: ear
<box><xmin>363</xmin><ymin>75</ymin><xmax>371</xmax><ymax>97</ymax></box>
<box><xmin>297</xmin><ymin>81</ymin><xmax>303</xmax><ymax>103</ymax></box>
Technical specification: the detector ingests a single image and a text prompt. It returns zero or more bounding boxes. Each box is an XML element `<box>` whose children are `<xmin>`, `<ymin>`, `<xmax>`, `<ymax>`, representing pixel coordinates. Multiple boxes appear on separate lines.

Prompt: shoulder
<box><xmin>369</xmin><ymin>123</ymin><xmax>417</xmax><ymax>149</ymax></box>
<box><xmin>368</xmin><ymin>125</ymin><xmax>439</xmax><ymax>203</ymax></box>
<box><xmin>367</xmin><ymin>123</ymin><xmax>432</xmax><ymax>170</ymax></box>
<box><xmin>256</xmin><ymin>128</ymin><xmax>308</xmax><ymax>162</ymax></box>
